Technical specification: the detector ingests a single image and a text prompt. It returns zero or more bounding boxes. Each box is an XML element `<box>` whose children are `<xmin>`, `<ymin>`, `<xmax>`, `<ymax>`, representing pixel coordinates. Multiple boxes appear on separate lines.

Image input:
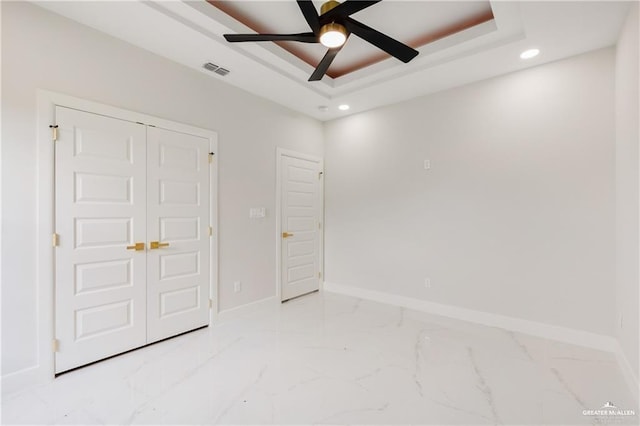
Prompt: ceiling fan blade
<box><xmin>309</xmin><ymin>45</ymin><xmax>344</xmax><ymax>81</ymax></box>
<box><xmin>320</xmin><ymin>0</ymin><xmax>380</xmax><ymax>24</ymax></box>
<box><xmin>224</xmin><ymin>32</ymin><xmax>317</xmax><ymax>43</ymax></box>
<box><xmin>344</xmin><ymin>18</ymin><xmax>418</xmax><ymax>63</ymax></box>
<box><xmin>297</xmin><ymin>0</ymin><xmax>320</xmax><ymax>34</ymax></box>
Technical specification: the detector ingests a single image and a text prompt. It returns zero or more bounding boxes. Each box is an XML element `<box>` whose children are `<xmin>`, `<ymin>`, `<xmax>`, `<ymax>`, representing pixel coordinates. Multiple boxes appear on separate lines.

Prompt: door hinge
<box><xmin>49</xmin><ymin>125</ymin><xmax>59</xmax><ymax>142</ymax></box>
<box><xmin>209</xmin><ymin>152</ymin><xmax>215</xmax><ymax>163</ymax></box>
<box><xmin>209</xmin><ymin>299</ymin><xmax>213</xmax><ymax>309</ymax></box>
<box><xmin>52</xmin><ymin>339</ymin><xmax>59</xmax><ymax>352</ymax></box>
<box><xmin>319</xmin><ymin>171</ymin><xmax>323</xmax><ymax>179</ymax></box>
<box><xmin>52</xmin><ymin>233</ymin><xmax>59</xmax><ymax>247</ymax></box>
<box><xmin>318</xmin><ymin>271</ymin><xmax>322</xmax><ymax>279</ymax></box>
<box><xmin>209</xmin><ymin>226</ymin><xmax>213</xmax><ymax>236</ymax></box>
<box><xmin>318</xmin><ymin>222</ymin><xmax>322</xmax><ymax>230</ymax></box>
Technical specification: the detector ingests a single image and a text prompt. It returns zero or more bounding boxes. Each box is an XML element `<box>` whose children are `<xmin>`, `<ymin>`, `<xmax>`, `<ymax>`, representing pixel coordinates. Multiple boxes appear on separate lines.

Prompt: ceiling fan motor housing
<box><xmin>321</xmin><ymin>0</ymin><xmax>341</xmax><ymax>15</ymax></box>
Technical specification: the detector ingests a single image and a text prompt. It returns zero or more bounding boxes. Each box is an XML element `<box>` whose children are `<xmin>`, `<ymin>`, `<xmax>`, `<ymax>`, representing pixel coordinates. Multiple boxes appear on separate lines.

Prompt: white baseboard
<box><xmin>1</xmin><ymin>365</ymin><xmax>46</xmax><ymax>397</ymax></box>
<box><xmin>614</xmin><ymin>342</ymin><xmax>640</xmax><ymax>402</ymax></box>
<box><xmin>323</xmin><ymin>282</ymin><xmax>618</xmax><ymax>352</ymax></box>
<box><xmin>217</xmin><ymin>296</ymin><xmax>278</xmax><ymax>323</ymax></box>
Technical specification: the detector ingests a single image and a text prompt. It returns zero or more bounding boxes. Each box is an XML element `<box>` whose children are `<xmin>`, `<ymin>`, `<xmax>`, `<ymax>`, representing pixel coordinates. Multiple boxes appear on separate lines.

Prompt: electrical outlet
<box><xmin>423</xmin><ymin>159</ymin><xmax>431</xmax><ymax>170</ymax></box>
<box><xmin>234</xmin><ymin>281</ymin><xmax>242</xmax><ymax>293</ymax></box>
<box><xmin>424</xmin><ymin>278</ymin><xmax>431</xmax><ymax>289</ymax></box>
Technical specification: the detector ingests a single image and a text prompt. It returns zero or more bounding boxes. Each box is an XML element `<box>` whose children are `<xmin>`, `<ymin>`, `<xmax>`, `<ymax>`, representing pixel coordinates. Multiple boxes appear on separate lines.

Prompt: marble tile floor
<box><xmin>2</xmin><ymin>291</ymin><xmax>638</xmax><ymax>425</ymax></box>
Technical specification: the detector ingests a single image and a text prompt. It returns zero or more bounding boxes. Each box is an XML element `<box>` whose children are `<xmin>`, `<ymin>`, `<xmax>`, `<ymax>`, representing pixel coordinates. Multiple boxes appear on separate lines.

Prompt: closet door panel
<box><xmin>54</xmin><ymin>107</ymin><xmax>147</xmax><ymax>373</ymax></box>
<box><xmin>146</xmin><ymin>127</ymin><xmax>210</xmax><ymax>343</ymax></box>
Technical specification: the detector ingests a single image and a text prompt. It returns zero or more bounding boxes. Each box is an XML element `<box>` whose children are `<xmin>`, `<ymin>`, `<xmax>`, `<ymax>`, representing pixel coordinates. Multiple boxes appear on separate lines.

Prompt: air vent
<box><xmin>203</xmin><ymin>62</ymin><xmax>230</xmax><ymax>77</ymax></box>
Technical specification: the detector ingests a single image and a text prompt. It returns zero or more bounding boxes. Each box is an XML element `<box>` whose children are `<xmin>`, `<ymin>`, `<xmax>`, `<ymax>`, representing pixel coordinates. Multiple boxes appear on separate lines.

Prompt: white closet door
<box><xmin>280</xmin><ymin>155</ymin><xmax>322</xmax><ymax>301</ymax></box>
<box><xmin>54</xmin><ymin>107</ymin><xmax>147</xmax><ymax>373</ymax></box>
<box><xmin>146</xmin><ymin>127</ymin><xmax>210</xmax><ymax>343</ymax></box>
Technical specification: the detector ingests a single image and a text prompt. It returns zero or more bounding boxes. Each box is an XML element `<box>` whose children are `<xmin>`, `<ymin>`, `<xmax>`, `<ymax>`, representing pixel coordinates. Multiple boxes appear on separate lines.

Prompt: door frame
<box><xmin>36</xmin><ymin>90</ymin><xmax>219</xmax><ymax>381</ymax></box>
<box><xmin>275</xmin><ymin>148</ymin><xmax>324</xmax><ymax>301</ymax></box>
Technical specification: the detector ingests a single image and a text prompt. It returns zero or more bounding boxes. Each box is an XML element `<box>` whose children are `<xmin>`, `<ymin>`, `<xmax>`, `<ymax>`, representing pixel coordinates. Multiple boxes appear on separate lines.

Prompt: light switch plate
<box><xmin>250</xmin><ymin>207</ymin><xmax>266</xmax><ymax>219</ymax></box>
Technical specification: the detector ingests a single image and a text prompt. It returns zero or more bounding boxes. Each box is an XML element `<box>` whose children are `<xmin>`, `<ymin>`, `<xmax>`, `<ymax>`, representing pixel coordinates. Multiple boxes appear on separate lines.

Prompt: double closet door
<box><xmin>54</xmin><ymin>107</ymin><xmax>212</xmax><ymax>374</ymax></box>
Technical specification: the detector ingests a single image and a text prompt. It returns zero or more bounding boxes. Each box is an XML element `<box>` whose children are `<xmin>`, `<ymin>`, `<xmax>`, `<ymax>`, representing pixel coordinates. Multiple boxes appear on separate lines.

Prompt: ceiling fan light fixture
<box><xmin>319</xmin><ymin>23</ymin><xmax>347</xmax><ymax>48</ymax></box>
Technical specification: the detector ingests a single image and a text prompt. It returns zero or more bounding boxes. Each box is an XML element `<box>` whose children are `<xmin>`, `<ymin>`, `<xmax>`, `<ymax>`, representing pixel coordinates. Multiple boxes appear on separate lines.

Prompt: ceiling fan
<box><xmin>223</xmin><ymin>0</ymin><xmax>419</xmax><ymax>81</ymax></box>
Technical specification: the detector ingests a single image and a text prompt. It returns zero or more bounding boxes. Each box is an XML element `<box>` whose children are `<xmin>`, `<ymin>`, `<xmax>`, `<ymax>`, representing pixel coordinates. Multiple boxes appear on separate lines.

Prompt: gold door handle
<box><xmin>126</xmin><ymin>242</ymin><xmax>145</xmax><ymax>251</ymax></box>
<box><xmin>282</xmin><ymin>232</ymin><xmax>294</xmax><ymax>239</ymax></box>
<box><xmin>150</xmin><ymin>241</ymin><xmax>170</xmax><ymax>249</ymax></box>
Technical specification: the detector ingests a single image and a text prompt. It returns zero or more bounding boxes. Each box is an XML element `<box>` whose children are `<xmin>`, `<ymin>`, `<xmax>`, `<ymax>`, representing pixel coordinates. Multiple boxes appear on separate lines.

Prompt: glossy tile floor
<box><xmin>2</xmin><ymin>291</ymin><xmax>638</xmax><ymax>425</ymax></box>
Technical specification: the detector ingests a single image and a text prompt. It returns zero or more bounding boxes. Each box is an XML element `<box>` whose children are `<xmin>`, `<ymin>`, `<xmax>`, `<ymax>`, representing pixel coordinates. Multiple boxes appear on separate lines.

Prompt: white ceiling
<box><xmin>35</xmin><ymin>1</ymin><xmax>631</xmax><ymax>121</ymax></box>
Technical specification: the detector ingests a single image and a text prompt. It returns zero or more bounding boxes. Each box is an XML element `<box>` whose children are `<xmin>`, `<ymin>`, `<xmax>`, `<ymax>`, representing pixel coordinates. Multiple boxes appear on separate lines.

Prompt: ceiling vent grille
<box><xmin>203</xmin><ymin>62</ymin><xmax>230</xmax><ymax>77</ymax></box>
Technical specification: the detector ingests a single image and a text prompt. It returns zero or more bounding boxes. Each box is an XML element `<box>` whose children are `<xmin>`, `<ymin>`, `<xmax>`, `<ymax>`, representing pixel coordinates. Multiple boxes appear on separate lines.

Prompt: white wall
<box><xmin>615</xmin><ymin>3</ymin><xmax>639</xmax><ymax>379</ymax></box>
<box><xmin>324</xmin><ymin>48</ymin><xmax>616</xmax><ymax>336</ymax></box>
<box><xmin>1</xmin><ymin>2</ymin><xmax>323</xmax><ymax>378</ymax></box>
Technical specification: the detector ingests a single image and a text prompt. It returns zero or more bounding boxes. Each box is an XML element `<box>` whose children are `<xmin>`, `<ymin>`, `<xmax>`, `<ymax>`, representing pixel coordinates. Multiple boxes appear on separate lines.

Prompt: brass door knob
<box><xmin>126</xmin><ymin>242</ymin><xmax>145</xmax><ymax>251</ymax></box>
<box><xmin>150</xmin><ymin>241</ymin><xmax>170</xmax><ymax>249</ymax></box>
<box><xmin>282</xmin><ymin>232</ymin><xmax>294</xmax><ymax>239</ymax></box>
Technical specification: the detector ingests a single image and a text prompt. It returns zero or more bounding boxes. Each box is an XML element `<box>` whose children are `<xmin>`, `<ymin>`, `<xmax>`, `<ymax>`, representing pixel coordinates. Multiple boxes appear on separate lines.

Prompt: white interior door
<box><xmin>146</xmin><ymin>127</ymin><xmax>210</xmax><ymax>343</ymax></box>
<box><xmin>54</xmin><ymin>107</ymin><xmax>147</xmax><ymax>373</ymax></box>
<box><xmin>280</xmin><ymin>154</ymin><xmax>322</xmax><ymax>301</ymax></box>
<box><xmin>55</xmin><ymin>106</ymin><xmax>215</xmax><ymax>373</ymax></box>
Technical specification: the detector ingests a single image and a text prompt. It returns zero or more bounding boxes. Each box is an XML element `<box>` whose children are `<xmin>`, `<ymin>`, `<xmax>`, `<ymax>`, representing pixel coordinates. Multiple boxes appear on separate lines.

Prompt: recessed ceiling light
<box><xmin>520</xmin><ymin>48</ymin><xmax>540</xmax><ymax>59</ymax></box>
<box><xmin>338</xmin><ymin>104</ymin><xmax>350</xmax><ymax>111</ymax></box>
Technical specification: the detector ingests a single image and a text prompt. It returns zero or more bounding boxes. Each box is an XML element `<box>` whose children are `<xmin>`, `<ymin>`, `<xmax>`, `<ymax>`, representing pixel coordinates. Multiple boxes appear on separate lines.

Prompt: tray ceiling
<box><xmin>209</xmin><ymin>1</ymin><xmax>495</xmax><ymax>78</ymax></box>
<box><xmin>33</xmin><ymin>1</ymin><xmax>632</xmax><ymax>121</ymax></box>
